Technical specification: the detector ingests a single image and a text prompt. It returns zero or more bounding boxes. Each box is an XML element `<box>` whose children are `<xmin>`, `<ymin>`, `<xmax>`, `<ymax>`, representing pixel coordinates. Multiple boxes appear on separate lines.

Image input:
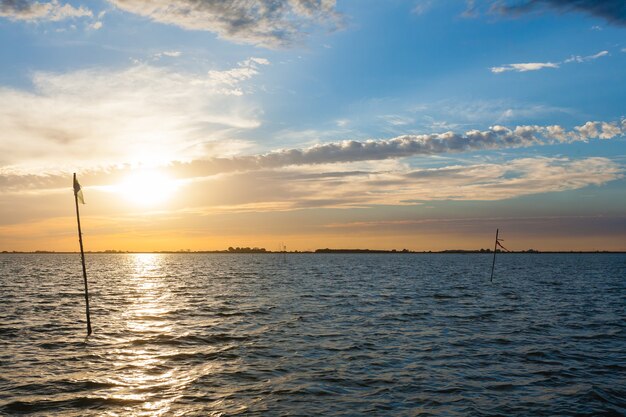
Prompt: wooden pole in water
<box><xmin>490</xmin><ymin>228</ymin><xmax>499</xmax><ymax>282</ymax></box>
<box><xmin>73</xmin><ymin>173</ymin><xmax>92</xmax><ymax>336</ymax></box>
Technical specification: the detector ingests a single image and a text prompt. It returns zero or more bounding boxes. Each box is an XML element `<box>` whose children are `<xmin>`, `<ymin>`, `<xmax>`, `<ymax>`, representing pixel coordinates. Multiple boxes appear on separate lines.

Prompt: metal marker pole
<box><xmin>490</xmin><ymin>228</ymin><xmax>498</xmax><ymax>282</ymax></box>
<box><xmin>74</xmin><ymin>173</ymin><xmax>92</xmax><ymax>336</ymax></box>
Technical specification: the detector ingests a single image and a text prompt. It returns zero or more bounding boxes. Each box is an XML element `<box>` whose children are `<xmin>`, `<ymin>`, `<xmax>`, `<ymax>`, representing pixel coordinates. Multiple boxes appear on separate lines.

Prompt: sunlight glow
<box><xmin>117</xmin><ymin>170</ymin><xmax>179</xmax><ymax>206</ymax></box>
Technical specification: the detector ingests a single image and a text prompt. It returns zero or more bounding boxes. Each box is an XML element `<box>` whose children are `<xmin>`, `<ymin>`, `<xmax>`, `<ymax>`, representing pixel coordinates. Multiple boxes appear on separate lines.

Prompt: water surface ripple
<box><xmin>1</xmin><ymin>253</ymin><xmax>625</xmax><ymax>416</ymax></box>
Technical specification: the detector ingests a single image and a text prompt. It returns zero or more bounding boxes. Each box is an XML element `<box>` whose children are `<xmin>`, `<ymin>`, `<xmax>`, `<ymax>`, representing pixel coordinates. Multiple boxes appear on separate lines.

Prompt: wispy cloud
<box><xmin>564</xmin><ymin>50</ymin><xmax>609</xmax><ymax>63</ymax></box>
<box><xmin>152</xmin><ymin>51</ymin><xmax>182</xmax><ymax>60</ymax></box>
<box><xmin>2</xmin><ymin>156</ymin><xmax>621</xmax><ymax>217</ymax></box>
<box><xmin>462</xmin><ymin>0</ymin><xmax>479</xmax><ymax>18</ymax></box>
<box><xmin>412</xmin><ymin>0</ymin><xmax>433</xmax><ymax>15</ymax></box>
<box><xmin>0</xmin><ymin>0</ymin><xmax>92</xmax><ymax>21</ymax></box>
<box><xmin>491</xmin><ymin>49</ymin><xmax>609</xmax><ymax>73</ymax></box>
<box><xmin>379</xmin><ymin>114</ymin><xmax>415</xmax><ymax>126</ymax></box>
<box><xmin>88</xmin><ymin>20</ymin><xmax>102</xmax><ymax>30</ymax></box>
<box><xmin>200</xmin><ymin>156</ymin><xmax>622</xmax><ymax>209</ymax></box>
<box><xmin>106</xmin><ymin>0</ymin><xmax>342</xmax><ymax>48</ymax></box>
<box><xmin>352</xmin><ymin>98</ymin><xmax>575</xmax><ymax>134</ymax></box>
<box><xmin>490</xmin><ymin>62</ymin><xmax>559</xmax><ymax>73</ymax></box>
<box><xmin>0</xmin><ymin>59</ymin><xmax>270</xmax><ymax>172</ymax></box>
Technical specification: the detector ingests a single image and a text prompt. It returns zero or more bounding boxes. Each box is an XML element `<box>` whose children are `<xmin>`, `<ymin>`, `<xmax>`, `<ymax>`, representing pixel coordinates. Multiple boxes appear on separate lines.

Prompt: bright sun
<box><xmin>117</xmin><ymin>170</ymin><xmax>178</xmax><ymax>206</ymax></box>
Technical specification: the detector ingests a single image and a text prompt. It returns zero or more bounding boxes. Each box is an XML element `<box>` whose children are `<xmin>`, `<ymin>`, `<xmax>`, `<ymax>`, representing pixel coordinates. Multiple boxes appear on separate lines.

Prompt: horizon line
<box><xmin>2</xmin><ymin>249</ymin><xmax>625</xmax><ymax>254</ymax></box>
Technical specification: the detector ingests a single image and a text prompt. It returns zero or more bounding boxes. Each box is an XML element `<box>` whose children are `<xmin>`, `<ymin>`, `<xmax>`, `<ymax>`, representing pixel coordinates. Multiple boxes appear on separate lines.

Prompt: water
<box><xmin>1</xmin><ymin>253</ymin><xmax>625</xmax><ymax>416</ymax></box>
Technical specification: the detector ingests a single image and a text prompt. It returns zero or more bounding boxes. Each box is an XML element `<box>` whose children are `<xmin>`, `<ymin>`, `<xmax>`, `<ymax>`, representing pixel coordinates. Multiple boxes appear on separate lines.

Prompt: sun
<box><xmin>117</xmin><ymin>170</ymin><xmax>178</xmax><ymax>206</ymax></box>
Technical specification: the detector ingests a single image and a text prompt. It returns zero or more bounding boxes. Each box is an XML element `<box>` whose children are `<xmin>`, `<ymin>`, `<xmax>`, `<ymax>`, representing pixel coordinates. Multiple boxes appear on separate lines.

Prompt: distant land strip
<box><xmin>2</xmin><ymin>249</ymin><xmax>625</xmax><ymax>254</ymax></box>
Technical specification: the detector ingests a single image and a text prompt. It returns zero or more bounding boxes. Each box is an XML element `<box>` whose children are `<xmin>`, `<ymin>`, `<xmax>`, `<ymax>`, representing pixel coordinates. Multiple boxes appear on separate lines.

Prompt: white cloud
<box><xmin>490</xmin><ymin>62</ymin><xmax>559</xmax><ymax>73</ymax></box>
<box><xmin>206</xmin><ymin>57</ymin><xmax>269</xmax><ymax>96</ymax></box>
<box><xmin>0</xmin><ymin>0</ymin><xmax>92</xmax><ymax>21</ymax></box>
<box><xmin>576</xmin><ymin>121</ymin><xmax>624</xmax><ymax>140</ymax></box>
<box><xmin>106</xmin><ymin>0</ymin><xmax>342</xmax><ymax>48</ymax></box>
<box><xmin>564</xmin><ymin>50</ymin><xmax>608</xmax><ymax>63</ymax></box>
<box><xmin>0</xmin><ymin>59</ymin><xmax>270</xmax><ymax>172</ymax></box>
<box><xmin>152</xmin><ymin>50</ymin><xmax>182</xmax><ymax>60</ymax></box>
<box><xmin>89</xmin><ymin>20</ymin><xmax>102</xmax><ymax>30</ymax></box>
<box><xmin>492</xmin><ymin>50</ymin><xmax>610</xmax><ymax>73</ymax></box>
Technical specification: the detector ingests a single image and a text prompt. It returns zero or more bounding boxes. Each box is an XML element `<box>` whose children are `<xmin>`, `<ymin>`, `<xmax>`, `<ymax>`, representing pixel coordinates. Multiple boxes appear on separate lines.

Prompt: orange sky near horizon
<box><xmin>2</xmin><ymin>171</ymin><xmax>624</xmax><ymax>252</ymax></box>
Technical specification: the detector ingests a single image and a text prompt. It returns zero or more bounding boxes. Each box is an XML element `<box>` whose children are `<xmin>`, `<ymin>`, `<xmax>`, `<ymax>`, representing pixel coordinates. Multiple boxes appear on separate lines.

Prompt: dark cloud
<box><xmin>107</xmin><ymin>0</ymin><xmax>341</xmax><ymax>48</ymax></box>
<box><xmin>490</xmin><ymin>0</ymin><xmax>626</xmax><ymax>26</ymax></box>
<box><xmin>0</xmin><ymin>0</ymin><xmax>34</xmax><ymax>14</ymax></box>
<box><xmin>0</xmin><ymin>0</ymin><xmax>92</xmax><ymax>21</ymax></box>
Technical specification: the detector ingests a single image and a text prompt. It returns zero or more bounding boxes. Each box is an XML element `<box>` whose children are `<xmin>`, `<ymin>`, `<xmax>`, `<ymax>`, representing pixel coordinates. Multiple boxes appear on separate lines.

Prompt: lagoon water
<box><xmin>0</xmin><ymin>253</ymin><xmax>624</xmax><ymax>416</ymax></box>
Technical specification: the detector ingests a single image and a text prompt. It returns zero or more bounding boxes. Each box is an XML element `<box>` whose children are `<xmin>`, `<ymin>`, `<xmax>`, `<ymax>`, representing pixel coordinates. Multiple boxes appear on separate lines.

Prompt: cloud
<box><xmin>197</xmin><ymin>156</ymin><xmax>621</xmax><ymax>209</ymax></box>
<box><xmin>152</xmin><ymin>51</ymin><xmax>182</xmax><ymax>60</ymax></box>
<box><xmin>2</xmin><ymin>119</ymin><xmax>624</xmax><ymax>192</ymax></box>
<box><xmin>379</xmin><ymin>114</ymin><xmax>415</xmax><ymax>126</ymax></box>
<box><xmin>491</xmin><ymin>49</ymin><xmax>610</xmax><ymax>73</ymax></box>
<box><xmin>384</xmin><ymin>99</ymin><xmax>573</xmax><ymax>131</ymax></box>
<box><xmin>206</xmin><ymin>57</ymin><xmax>270</xmax><ymax>95</ymax></box>
<box><xmin>462</xmin><ymin>0</ymin><xmax>479</xmax><ymax>18</ymax></box>
<box><xmin>490</xmin><ymin>0</ymin><xmax>626</xmax><ymax>26</ymax></box>
<box><xmin>396</xmin><ymin>157</ymin><xmax>622</xmax><ymax>201</ymax></box>
<box><xmin>106</xmin><ymin>0</ymin><xmax>342</xmax><ymax>48</ymax></box>
<box><xmin>178</xmin><ymin>119</ymin><xmax>623</xmax><ymax>173</ymax></box>
<box><xmin>1</xmin><ymin>117</ymin><xmax>624</xmax><ymax>220</ymax></box>
<box><xmin>576</xmin><ymin>121</ymin><xmax>623</xmax><ymax>139</ymax></box>
<box><xmin>412</xmin><ymin>0</ymin><xmax>433</xmax><ymax>15</ymax></box>
<box><xmin>490</xmin><ymin>62</ymin><xmax>559</xmax><ymax>73</ymax></box>
<box><xmin>0</xmin><ymin>59</ymin><xmax>269</xmax><ymax>172</ymax></box>
<box><xmin>8</xmin><ymin>156</ymin><xmax>620</xmax><ymax>214</ymax></box>
<box><xmin>0</xmin><ymin>0</ymin><xmax>92</xmax><ymax>21</ymax></box>
<box><xmin>1</xmin><ymin>121</ymin><xmax>623</xmax><ymax>220</ymax></box>
<box><xmin>564</xmin><ymin>50</ymin><xmax>608</xmax><ymax>63</ymax></box>
<box><xmin>162</xmin><ymin>50</ymin><xmax>181</xmax><ymax>57</ymax></box>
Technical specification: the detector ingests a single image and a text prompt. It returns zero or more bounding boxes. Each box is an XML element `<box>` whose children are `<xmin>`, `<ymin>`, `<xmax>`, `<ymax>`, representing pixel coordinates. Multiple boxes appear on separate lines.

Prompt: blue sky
<box><xmin>0</xmin><ymin>0</ymin><xmax>625</xmax><ymax>251</ymax></box>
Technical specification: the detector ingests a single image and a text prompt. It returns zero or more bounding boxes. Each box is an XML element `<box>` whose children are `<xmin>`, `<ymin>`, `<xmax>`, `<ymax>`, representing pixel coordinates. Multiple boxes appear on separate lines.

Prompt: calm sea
<box><xmin>0</xmin><ymin>253</ymin><xmax>624</xmax><ymax>416</ymax></box>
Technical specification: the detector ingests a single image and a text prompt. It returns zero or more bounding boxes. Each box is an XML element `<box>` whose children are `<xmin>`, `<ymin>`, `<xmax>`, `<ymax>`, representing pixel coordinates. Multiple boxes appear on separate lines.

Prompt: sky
<box><xmin>0</xmin><ymin>0</ymin><xmax>625</xmax><ymax>252</ymax></box>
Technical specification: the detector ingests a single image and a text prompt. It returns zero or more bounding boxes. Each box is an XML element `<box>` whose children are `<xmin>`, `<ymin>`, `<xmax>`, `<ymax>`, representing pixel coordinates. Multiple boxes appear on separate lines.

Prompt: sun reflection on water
<box><xmin>102</xmin><ymin>254</ymin><xmax>184</xmax><ymax>416</ymax></box>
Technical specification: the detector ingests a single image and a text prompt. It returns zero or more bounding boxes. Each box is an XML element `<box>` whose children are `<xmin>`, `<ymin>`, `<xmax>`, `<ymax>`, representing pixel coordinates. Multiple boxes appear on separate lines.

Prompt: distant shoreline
<box><xmin>2</xmin><ymin>250</ymin><xmax>625</xmax><ymax>254</ymax></box>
